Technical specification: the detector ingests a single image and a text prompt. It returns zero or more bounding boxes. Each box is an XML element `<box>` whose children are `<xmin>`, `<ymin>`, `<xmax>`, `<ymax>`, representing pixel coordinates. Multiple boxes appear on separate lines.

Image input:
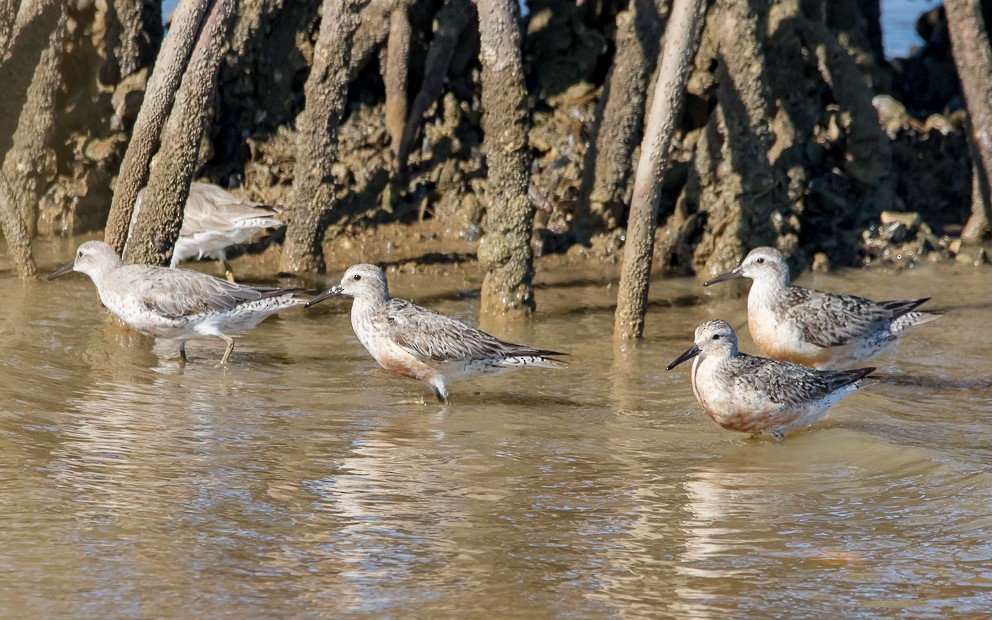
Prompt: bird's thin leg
<box><xmin>179</xmin><ymin>340</ymin><xmax>188</xmax><ymax>362</ymax></box>
<box><xmin>222</xmin><ymin>259</ymin><xmax>236</xmax><ymax>283</ymax></box>
<box><xmin>429</xmin><ymin>376</ymin><xmax>451</xmax><ymax>405</ymax></box>
<box><xmin>215</xmin><ymin>334</ymin><xmax>236</xmax><ymax>367</ymax></box>
<box><xmin>217</xmin><ymin>250</ymin><xmax>236</xmax><ymax>283</ymax></box>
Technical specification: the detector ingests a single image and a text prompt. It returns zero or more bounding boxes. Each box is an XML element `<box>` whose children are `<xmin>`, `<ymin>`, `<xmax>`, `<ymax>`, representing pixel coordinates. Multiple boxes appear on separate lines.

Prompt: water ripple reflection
<box><xmin>1</xmin><ymin>255</ymin><xmax>991</xmax><ymax>616</ymax></box>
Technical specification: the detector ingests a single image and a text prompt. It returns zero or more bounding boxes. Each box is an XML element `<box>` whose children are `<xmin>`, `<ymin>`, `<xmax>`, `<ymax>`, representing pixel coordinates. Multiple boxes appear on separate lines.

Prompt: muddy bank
<box><xmin>53</xmin><ymin>213</ymin><xmax>970</xmax><ymax>298</ymax></box>
<box><xmin>103</xmin><ymin>217</ymin><xmax>624</xmax><ymax>286</ymax></box>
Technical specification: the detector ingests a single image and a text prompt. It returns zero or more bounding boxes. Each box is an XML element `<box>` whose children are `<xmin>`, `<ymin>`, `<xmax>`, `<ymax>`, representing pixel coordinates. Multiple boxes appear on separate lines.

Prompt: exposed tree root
<box><xmin>477</xmin><ymin>0</ymin><xmax>536</xmax><ymax>318</ymax></box>
<box><xmin>124</xmin><ymin>0</ymin><xmax>235</xmax><ymax>266</ymax></box>
<box><xmin>383</xmin><ymin>5</ymin><xmax>411</xmax><ymax>159</ymax></box>
<box><xmin>614</xmin><ymin>0</ymin><xmax>705</xmax><ymax>340</ymax></box>
<box><xmin>575</xmin><ymin>0</ymin><xmax>667</xmax><ymax>234</ymax></box>
<box><xmin>396</xmin><ymin>0</ymin><xmax>474</xmax><ymax>177</ymax></box>
<box><xmin>105</xmin><ymin>0</ymin><xmax>212</xmax><ymax>255</ymax></box>
<box><xmin>278</xmin><ymin>0</ymin><xmax>367</xmax><ymax>273</ymax></box>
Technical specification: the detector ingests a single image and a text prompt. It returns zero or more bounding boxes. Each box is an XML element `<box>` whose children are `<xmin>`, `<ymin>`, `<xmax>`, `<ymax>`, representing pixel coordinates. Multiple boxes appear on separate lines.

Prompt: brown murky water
<box><xmin>2</xmin><ymin>238</ymin><xmax>991</xmax><ymax>617</ymax></box>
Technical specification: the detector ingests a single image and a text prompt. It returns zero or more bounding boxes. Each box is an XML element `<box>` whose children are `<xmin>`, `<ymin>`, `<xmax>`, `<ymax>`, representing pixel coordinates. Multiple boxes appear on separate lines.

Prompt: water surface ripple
<box><xmin>2</xmin><ymin>249</ymin><xmax>991</xmax><ymax>617</ymax></box>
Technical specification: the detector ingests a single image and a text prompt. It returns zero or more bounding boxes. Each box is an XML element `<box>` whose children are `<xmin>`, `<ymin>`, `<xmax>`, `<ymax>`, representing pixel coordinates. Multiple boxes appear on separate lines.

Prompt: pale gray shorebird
<box><xmin>667</xmin><ymin>320</ymin><xmax>875</xmax><ymax>439</ymax></box>
<box><xmin>49</xmin><ymin>241</ymin><xmax>303</xmax><ymax>366</ymax></box>
<box><xmin>125</xmin><ymin>182</ymin><xmax>283</xmax><ymax>282</ymax></box>
<box><xmin>305</xmin><ymin>264</ymin><xmax>565</xmax><ymax>403</ymax></box>
<box><xmin>704</xmin><ymin>247</ymin><xmax>938</xmax><ymax>369</ymax></box>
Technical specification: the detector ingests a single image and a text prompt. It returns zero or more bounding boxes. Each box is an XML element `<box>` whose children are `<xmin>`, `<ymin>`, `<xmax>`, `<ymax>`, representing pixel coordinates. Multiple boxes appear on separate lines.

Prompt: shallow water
<box><xmin>2</xmin><ymin>239</ymin><xmax>991</xmax><ymax>617</ymax></box>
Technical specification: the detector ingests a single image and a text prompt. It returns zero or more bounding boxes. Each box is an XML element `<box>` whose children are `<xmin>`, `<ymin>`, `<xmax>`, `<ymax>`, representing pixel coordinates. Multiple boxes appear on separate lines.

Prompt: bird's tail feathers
<box><xmin>502</xmin><ymin>355</ymin><xmax>567</xmax><ymax>369</ymax></box>
<box><xmin>823</xmin><ymin>366</ymin><xmax>876</xmax><ymax>392</ymax></box>
<box><xmin>891</xmin><ymin>310</ymin><xmax>940</xmax><ymax>334</ymax></box>
<box><xmin>881</xmin><ymin>297</ymin><xmax>930</xmax><ymax>317</ymax></box>
<box><xmin>238</xmin><ymin>216</ymin><xmax>284</xmax><ymax>230</ymax></box>
<box><xmin>254</xmin><ymin>287</ymin><xmax>309</xmax><ymax>305</ymax></box>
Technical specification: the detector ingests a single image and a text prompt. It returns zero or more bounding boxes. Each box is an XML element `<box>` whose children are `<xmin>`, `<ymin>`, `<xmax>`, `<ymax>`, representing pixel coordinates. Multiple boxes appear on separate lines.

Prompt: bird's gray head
<box><xmin>48</xmin><ymin>240</ymin><xmax>123</xmax><ymax>282</ymax></box>
<box><xmin>667</xmin><ymin>319</ymin><xmax>739</xmax><ymax>370</ymax></box>
<box><xmin>704</xmin><ymin>247</ymin><xmax>790</xmax><ymax>287</ymax></box>
<box><xmin>305</xmin><ymin>263</ymin><xmax>389</xmax><ymax>308</ymax></box>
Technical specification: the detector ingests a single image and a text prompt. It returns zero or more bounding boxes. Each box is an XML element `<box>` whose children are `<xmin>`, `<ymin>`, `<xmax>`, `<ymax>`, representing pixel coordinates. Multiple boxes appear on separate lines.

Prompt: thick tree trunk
<box><xmin>123</xmin><ymin>0</ymin><xmax>235</xmax><ymax>266</ymax></box>
<box><xmin>1</xmin><ymin>0</ymin><xmax>65</xmax><ymax>238</ymax></box>
<box><xmin>396</xmin><ymin>0</ymin><xmax>473</xmax><ymax>176</ymax></box>
<box><xmin>575</xmin><ymin>0</ymin><xmax>667</xmax><ymax>233</ymax></box>
<box><xmin>946</xmin><ymin>0</ymin><xmax>992</xmax><ymax>242</ymax></box>
<box><xmin>0</xmin><ymin>0</ymin><xmax>64</xmax><ymax>278</ymax></box>
<box><xmin>476</xmin><ymin>0</ymin><xmax>536</xmax><ymax>318</ymax></box>
<box><xmin>383</xmin><ymin>6</ymin><xmax>410</xmax><ymax>158</ymax></box>
<box><xmin>104</xmin><ymin>0</ymin><xmax>212</xmax><ymax>254</ymax></box>
<box><xmin>613</xmin><ymin>0</ymin><xmax>705</xmax><ymax>340</ymax></box>
<box><xmin>278</xmin><ymin>0</ymin><xmax>367</xmax><ymax>273</ymax></box>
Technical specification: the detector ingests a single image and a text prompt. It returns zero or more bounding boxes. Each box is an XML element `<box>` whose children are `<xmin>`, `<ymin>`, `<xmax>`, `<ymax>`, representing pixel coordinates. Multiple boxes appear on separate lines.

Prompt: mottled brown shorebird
<box><xmin>704</xmin><ymin>247</ymin><xmax>937</xmax><ymax>369</ymax></box>
<box><xmin>49</xmin><ymin>241</ymin><xmax>303</xmax><ymax>366</ymax></box>
<box><xmin>668</xmin><ymin>320</ymin><xmax>874</xmax><ymax>440</ymax></box>
<box><xmin>306</xmin><ymin>264</ymin><xmax>564</xmax><ymax>403</ymax></box>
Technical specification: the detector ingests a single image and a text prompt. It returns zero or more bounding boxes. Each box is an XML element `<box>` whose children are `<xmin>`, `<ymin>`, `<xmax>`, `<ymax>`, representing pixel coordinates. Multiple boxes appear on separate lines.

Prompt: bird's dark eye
<box><xmin>353</xmin><ymin>274</ymin><xmax>361</xmax><ymax>281</ymax></box>
<box><xmin>77</xmin><ymin>251</ymin><xmax>83</xmax><ymax>258</ymax></box>
<box><xmin>712</xmin><ymin>334</ymin><xmax>721</xmax><ymax>340</ymax></box>
<box><xmin>756</xmin><ymin>257</ymin><xmax>765</xmax><ymax>264</ymax></box>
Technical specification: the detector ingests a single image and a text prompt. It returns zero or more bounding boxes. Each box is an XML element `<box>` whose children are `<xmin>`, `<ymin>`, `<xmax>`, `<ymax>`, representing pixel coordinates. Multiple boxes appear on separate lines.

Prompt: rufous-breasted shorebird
<box><xmin>306</xmin><ymin>264</ymin><xmax>564</xmax><ymax>403</ymax></box>
<box><xmin>704</xmin><ymin>247</ymin><xmax>937</xmax><ymax>369</ymax></box>
<box><xmin>668</xmin><ymin>320</ymin><xmax>875</xmax><ymax>439</ymax></box>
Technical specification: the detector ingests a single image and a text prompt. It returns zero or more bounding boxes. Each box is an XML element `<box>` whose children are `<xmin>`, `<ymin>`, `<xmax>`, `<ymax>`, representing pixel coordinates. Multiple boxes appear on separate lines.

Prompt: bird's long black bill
<box><xmin>305</xmin><ymin>285</ymin><xmax>344</xmax><ymax>308</ymax></box>
<box><xmin>703</xmin><ymin>267</ymin><xmax>743</xmax><ymax>287</ymax></box>
<box><xmin>667</xmin><ymin>343</ymin><xmax>700</xmax><ymax>370</ymax></box>
<box><xmin>47</xmin><ymin>262</ymin><xmax>75</xmax><ymax>280</ymax></box>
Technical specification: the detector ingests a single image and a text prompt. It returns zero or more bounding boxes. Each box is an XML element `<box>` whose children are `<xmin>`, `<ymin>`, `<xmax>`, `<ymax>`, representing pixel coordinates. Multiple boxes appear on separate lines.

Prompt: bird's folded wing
<box><xmin>183</xmin><ymin>185</ymin><xmax>280</xmax><ymax>235</ymax></box>
<box><xmin>787</xmin><ymin>289</ymin><xmax>887</xmax><ymax>348</ymax></box>
<box><xmin>133</xmin><ymin>268</ymin><xmax>273</xmax><ymax>319</ymax></box>
<box><xmin>384</xmin><ymin>299</ymin><xmax>534</xmax><ymax>362</ymax></box>
<box><xmin>737</xmin><ymin>355</ymin><xmax>836</xmax><ymax>404</ymax></box>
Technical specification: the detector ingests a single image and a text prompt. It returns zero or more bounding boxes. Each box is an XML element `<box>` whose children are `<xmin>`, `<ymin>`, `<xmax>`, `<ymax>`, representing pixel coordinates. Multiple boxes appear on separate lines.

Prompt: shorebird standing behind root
<box><xmin>306</xmin><ymin>264</ymin><xmax>565</xmax><ymax>403</ymax></box>
<box><xmin>667</xmin><ymin>320</ymin><xmax>875</xmax><ymax>440</ymax></box>
<box><xmin>704</xmin><ymin>247</ymin><xmax>938</xmax><ymax>369</ymax></box>
<box><xmin>49</xmin><ymin>241</ymin><xmax>303</xmax><ymax>366</ymax></box>
<box><xmin>126</xmin><ymin>182</ymin><xmax>284</xmax><ymax>282</ymax></box>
